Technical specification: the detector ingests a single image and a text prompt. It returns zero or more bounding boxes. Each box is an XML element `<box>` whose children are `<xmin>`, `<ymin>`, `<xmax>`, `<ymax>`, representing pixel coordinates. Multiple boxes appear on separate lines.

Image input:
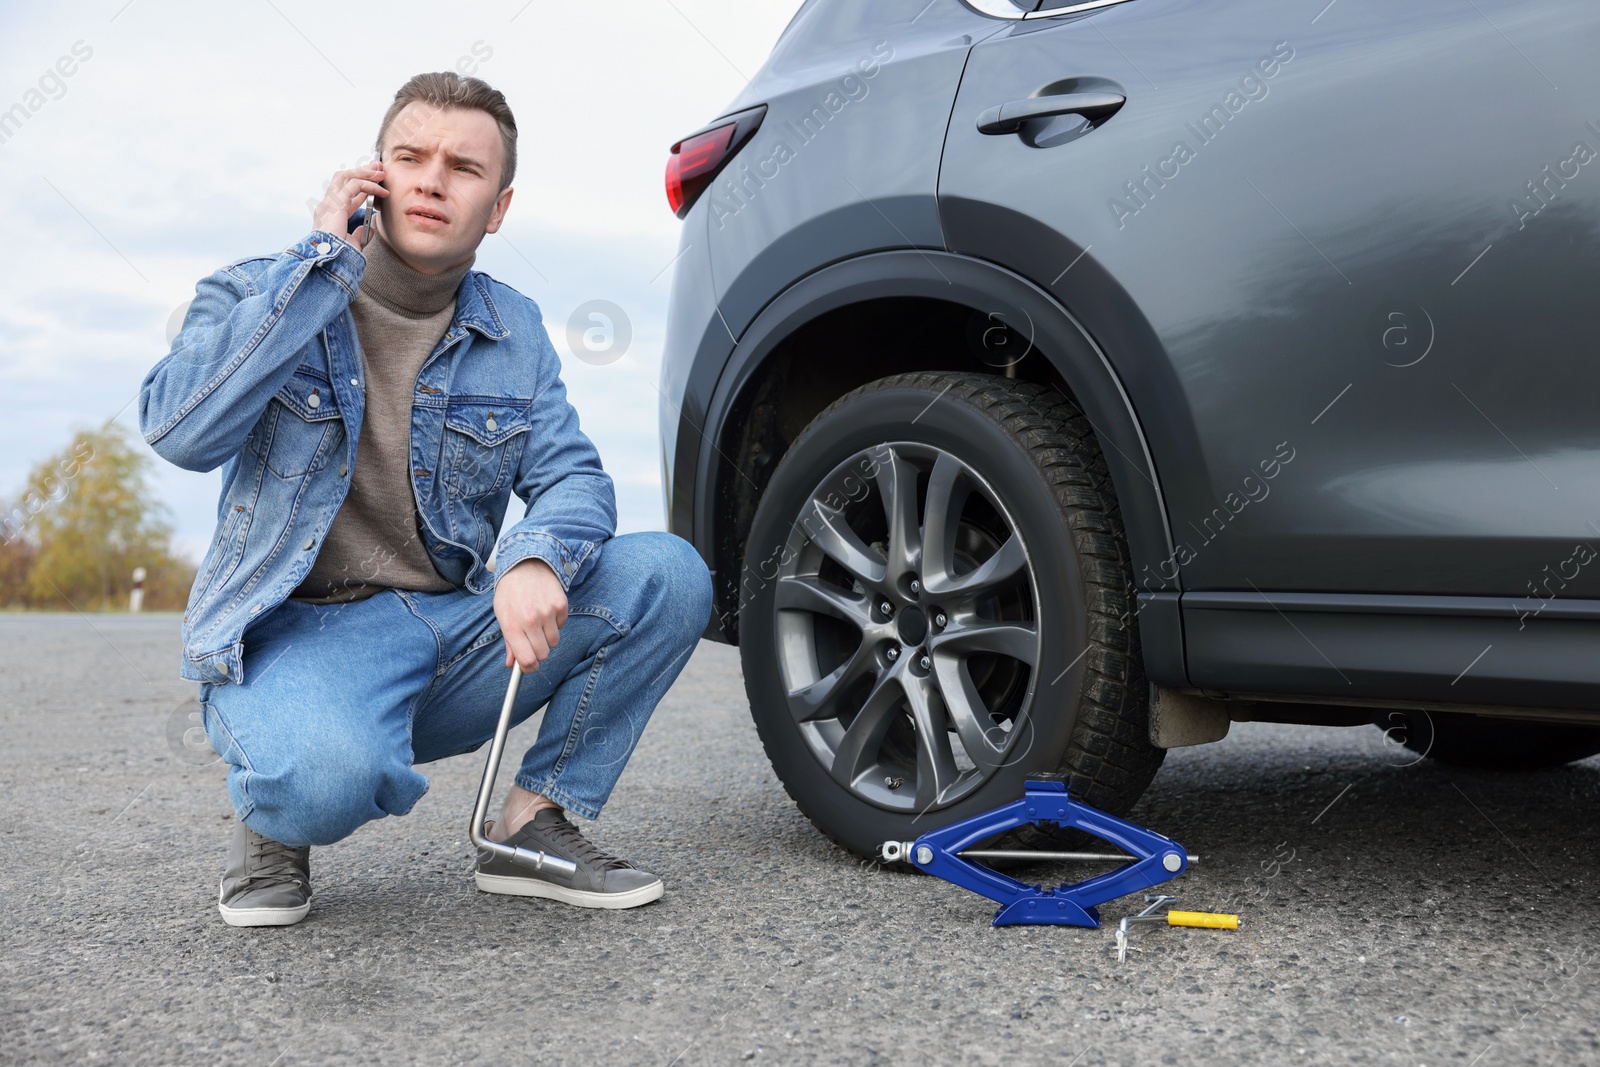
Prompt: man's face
<box><xmin>376</xmin><ymin>102</ymin><xmax>513</xmax><ymax>274</ymax></box>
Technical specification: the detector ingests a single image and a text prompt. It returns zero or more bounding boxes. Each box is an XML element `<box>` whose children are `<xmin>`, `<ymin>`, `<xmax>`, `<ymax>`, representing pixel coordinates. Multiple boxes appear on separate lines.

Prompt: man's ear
<box><xmin>485</xmin><ymin>186</ymin><xmax>514</xmax><ymax>235</ymax></box>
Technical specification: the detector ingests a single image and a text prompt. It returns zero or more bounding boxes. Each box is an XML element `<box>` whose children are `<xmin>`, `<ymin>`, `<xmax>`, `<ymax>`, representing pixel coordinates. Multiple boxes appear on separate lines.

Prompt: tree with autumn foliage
<box><xmin>0</xmin><ymin>424</ymin><xmax>195</xmax><ymax>611</ymax></box>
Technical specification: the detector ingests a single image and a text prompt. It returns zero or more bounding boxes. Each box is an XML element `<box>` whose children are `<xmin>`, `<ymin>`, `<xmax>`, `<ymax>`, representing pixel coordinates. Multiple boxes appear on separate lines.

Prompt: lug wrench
<box><xmin>1115</xmin><ymin>895</ymin><xmax>1239</xmax><ymax>961</ymax></box>
<box><xmin>467</xmin><ymin>662</ymin><xmax>580</xmax><ymax>879</ymax></box>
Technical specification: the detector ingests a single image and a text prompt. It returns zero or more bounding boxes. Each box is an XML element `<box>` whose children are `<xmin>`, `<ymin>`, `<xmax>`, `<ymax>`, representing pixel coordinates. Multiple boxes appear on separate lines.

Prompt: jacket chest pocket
<box><xmin>443</xmin><ymin>398</ymin><xmax>531</xmax><ymax>498</ymax></box>
<box><xmin>259</xmin><ymin>369</ymin><xmax>344</xmax><ymax>479</ymax></box>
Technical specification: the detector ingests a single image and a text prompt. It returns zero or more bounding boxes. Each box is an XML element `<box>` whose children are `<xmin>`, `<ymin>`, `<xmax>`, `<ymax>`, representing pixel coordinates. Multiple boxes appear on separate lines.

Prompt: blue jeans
<box><xmin>198</xmin><ymin>531</ymin><xmax>712</xmax><ymax>847</ymax></box>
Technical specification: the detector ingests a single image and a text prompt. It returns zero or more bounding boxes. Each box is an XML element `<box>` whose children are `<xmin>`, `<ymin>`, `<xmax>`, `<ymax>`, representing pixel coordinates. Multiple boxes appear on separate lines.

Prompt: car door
<box><xmin>938</xmin><ymin>0</ymin><xmax>1600</xmax><ymax>607</ymax></box>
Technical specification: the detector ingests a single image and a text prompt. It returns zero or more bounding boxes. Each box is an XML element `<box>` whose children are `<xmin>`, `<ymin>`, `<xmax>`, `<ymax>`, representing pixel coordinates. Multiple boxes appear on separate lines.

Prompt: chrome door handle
<box><xmin>976</xmin><ymin>91</ymin><xmax>1126</xmax><ymax>135</ymax></box>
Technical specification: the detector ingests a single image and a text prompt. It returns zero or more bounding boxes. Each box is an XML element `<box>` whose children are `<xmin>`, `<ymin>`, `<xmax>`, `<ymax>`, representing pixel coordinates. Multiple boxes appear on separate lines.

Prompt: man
<box><xmin>139</xmin><ymin>72</ymin><xmax>712</xmax><ymax>926</ymax></box>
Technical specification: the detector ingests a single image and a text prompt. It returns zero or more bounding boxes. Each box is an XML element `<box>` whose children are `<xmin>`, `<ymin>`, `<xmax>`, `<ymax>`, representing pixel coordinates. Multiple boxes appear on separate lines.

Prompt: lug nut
<box><xmin>935</xmin><ymin>612</ymin><xmax>947</xmax><ymax>627</ymax></box>
<box><xmin>909</xmin><ymin>579</ymin><xmax>921</xmax><ymax>595</ymax></box>
<box><xmin>880</xmin><ymin>600</ymin><xmax>894</xmax><ymax>616</ymax></box>
<box><xmin>886</xmin><ymin>646</ymin><xmax>900</xmax><ymax>661</ymax></box>
<box><xmin>919</xmin><ymin>654</ymin><xmax>931</xmax><ymax>670</ymax></box>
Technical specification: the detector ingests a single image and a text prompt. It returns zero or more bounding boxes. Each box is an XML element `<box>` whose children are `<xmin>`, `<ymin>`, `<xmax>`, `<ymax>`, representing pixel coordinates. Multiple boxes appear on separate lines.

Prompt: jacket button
<box><xmin>217</xmin><ymin>661</ymin><xmax>230</xmax><ymax>676</ymax></box>
<box><xmin>251</xmin><ymin>604</ymin><xmax>262</xmax><ymax>613</ymax></box>
<box><xmin>315</xmin><ymin>241</ymin><xmax>332</xmax><ymax>254</ymax></box>
<box><xmin>339</xmin><ymin>463</ymin><xmax>349</xmax><ymax>477</ymax></box>
<box><xmin>307</xmin><ymin>392</ymin><xmax>321</xmax><ymax>409</ymax></box>
<box><xmin>562</xmin><ymin>560</ymin><xmax>576</xmax><ymax>577</ymax></box>
<box><xmin>304</xmin><ymin>536</ymin><xmax>315</xmax><ymax>550</ymax></box>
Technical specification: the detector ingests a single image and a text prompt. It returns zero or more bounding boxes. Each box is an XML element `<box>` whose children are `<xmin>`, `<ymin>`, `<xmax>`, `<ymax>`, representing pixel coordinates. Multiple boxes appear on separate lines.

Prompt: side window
<box><xmin>1032</xmin><ymin>0</ymin><xmax>1135</xmax><ymax>14</ymax></box>
<box><xmin>960</xmin><ymin>0</ymin><xmax>1135</xmax><ymax>17</ymax></box>
<box><xmin>960</xmin><ymin>0</ymin><xmax>1035</xmax><ymax>14</ymax></box>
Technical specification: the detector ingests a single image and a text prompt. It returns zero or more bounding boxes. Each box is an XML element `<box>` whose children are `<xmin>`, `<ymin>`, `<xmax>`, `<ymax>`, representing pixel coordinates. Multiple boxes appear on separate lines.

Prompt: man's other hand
<box><xmin>494</xmin><ymin>557</ymin><xmax>569</xmax><ymax>672</ymax></box>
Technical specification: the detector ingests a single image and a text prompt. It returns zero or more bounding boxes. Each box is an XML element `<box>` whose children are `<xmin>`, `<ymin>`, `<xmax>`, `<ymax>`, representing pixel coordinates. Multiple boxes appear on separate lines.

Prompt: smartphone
<box><xmin>344</xmin><ymin>198</ymin><xmax>375</xmax><ymax>237</ymax></box>
<box><xmin>345</xmin><ymin>156</ymin><xmax>384</xmax><ymax>241</ymax></box>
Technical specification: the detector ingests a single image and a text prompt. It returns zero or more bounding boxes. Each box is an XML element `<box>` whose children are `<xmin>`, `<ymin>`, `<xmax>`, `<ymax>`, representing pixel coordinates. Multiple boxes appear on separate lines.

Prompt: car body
<box><xmin>657</xmin><ymin>0</ymin><xmax>1600</xmax><ymax>852</ymax></box>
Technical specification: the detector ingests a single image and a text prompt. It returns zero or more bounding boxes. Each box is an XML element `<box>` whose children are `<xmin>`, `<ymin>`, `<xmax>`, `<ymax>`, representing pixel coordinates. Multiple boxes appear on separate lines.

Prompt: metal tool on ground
<box><xmin>468</xmin><ymin>662</ymin><xmax>580</xmax><ymax>880</ymax></box>
<box><xmin>878</xmin><ymin>773</ymin><xmax>1208</xmax><ymax>929</ymax></box>
<box><xmin>1115</xmin><ymin>895</ymin><xmax>1241</xmax><ymax>961</ymax></box>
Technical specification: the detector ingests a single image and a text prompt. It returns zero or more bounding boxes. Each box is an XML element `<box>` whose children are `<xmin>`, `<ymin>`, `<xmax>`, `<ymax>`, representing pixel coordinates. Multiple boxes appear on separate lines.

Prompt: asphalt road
<box><xmin>2</xmin><ymin>612</ymin><xmax>1597</xmax><ymax>1066</ymax></box>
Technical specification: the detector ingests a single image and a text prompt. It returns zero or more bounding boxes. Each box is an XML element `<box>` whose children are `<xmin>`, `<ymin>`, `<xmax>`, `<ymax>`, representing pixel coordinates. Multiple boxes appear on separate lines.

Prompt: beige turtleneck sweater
<box><xmin>290</xmin><ymin>230</ymin><xmax>475</xmax><ymax>604</ymax></box>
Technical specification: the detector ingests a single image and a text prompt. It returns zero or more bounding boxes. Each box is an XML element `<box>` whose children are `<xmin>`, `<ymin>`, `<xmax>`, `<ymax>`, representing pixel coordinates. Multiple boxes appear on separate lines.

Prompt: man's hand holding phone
<box><xmin>313</xmin><ymin>159</ymin><xmax>388</xmax><ymax>253</ymax></box>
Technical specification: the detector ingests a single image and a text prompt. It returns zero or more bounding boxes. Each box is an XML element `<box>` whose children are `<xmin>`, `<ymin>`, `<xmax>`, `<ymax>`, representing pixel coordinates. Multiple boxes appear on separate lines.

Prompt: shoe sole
<box><xmin>218</xmin><ymin>879</ymin><xmax>311</xmax><ymax>927</ymax></box>
<box><xmin>473</xmin><ymin>870</ymin><xmax>664</xmax><ymax>909</ymax></box>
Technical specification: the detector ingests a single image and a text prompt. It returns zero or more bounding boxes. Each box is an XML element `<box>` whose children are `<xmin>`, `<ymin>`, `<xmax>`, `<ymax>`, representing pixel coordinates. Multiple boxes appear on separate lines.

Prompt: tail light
<box><xmin>665</xmin><ymin>104</ymin><xmax>767</xmax><ymax>218</ymax></box>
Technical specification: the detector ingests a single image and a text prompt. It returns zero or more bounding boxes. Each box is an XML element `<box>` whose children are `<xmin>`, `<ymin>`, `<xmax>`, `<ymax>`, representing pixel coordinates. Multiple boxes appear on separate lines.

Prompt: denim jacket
<box><xmin>139</xmin><ymin>228</ymin><xmax>616</xmax><ymax>685</ymax></box>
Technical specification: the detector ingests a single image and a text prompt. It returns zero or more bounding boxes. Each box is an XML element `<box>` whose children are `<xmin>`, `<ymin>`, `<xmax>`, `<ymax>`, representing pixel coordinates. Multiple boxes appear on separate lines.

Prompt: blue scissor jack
<box><xmin>877</xmin><ymin>773</ymin><xmax>1195</xmax><ymax>927</ymax></box>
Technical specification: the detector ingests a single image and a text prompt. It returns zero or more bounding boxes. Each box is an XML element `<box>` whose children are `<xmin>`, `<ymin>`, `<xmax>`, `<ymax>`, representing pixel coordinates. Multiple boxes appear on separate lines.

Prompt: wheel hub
<box><xmin>895</xmin><ymin>605</ymin><xmax>928</xmax><ymax>646</ymax></box>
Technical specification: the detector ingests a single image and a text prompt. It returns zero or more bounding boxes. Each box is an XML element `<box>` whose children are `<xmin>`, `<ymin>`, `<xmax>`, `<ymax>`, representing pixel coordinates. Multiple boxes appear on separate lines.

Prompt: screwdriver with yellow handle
<box><xmin>1168</xmin><ymin>910</ymin><xmax>1240</xmax><ymax>929</ymax></box>
<box><xmin>1116</xmin><ymin>895</ymin><xmax>1240</xmax><ymax>961</ymax></box>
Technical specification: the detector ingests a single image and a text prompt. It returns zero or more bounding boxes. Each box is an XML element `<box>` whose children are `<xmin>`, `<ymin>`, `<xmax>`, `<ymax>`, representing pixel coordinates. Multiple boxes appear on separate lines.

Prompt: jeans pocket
<box><xmin>200</xmin><ymin>687</ymin><xmax>243</xmax><ymax>766</ymax></box>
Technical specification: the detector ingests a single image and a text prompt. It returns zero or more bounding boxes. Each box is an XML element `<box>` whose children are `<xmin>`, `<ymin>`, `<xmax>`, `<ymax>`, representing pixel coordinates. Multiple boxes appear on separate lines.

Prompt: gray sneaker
<box><xmin>474</xmin><ymin>807</ymin><xmax>663</xmax><ymax>909</ymax></box>
<box><xmin>218</xmin><ymin>822</ymin><xmax>312</xmax><ymax>927</ymax></box>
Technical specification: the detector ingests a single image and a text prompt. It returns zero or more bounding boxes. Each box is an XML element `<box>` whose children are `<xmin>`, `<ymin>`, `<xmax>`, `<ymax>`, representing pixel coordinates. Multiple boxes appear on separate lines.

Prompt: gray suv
<box><xmin>657</xmin><ymin>0</ymin><xmax>1600</xmax><ymax>856</ymax></box>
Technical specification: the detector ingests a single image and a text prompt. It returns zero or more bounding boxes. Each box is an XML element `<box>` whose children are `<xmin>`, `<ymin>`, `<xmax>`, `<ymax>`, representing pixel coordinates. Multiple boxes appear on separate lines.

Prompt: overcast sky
<box><xmin>0</xmin><ymin>1</ymin><xmax>803</xmax><ymax>563</ymax></box>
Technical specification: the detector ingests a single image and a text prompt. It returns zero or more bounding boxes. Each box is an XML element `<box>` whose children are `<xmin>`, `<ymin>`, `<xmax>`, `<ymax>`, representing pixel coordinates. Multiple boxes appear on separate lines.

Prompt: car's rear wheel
<box><xmin>738</xmin><ymin>372</ymin><xmax>1164</xmax><ymax>857</ymax></box>
<box><xmin>1385</xmin><ymin>711</ymin><xmax>1600</xmax><ymax>770</ymax></box>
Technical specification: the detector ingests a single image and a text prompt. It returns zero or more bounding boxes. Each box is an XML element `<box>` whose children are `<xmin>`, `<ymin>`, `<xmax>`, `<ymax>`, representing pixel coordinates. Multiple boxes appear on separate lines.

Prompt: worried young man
<box><xmin>140</xmin><ymin>72</ymin><xmax>712</xmax><ymax>926</ymax></box>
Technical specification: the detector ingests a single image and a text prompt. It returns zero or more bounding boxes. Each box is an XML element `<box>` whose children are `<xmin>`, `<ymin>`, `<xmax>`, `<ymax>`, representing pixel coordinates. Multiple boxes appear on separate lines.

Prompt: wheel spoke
<box><xmin>919</xmin><ymin>452</ymin><xmax>967</xmax><ymax>592</ymax></box>
<box><xmin>903</xmin><ymin>672</ymin><xmax>962</xmax><ymax>810</ymax></box>
<box><xmin>800</xmin><ymin>497</ymin><xmax>886</xmax><ymax>590</ymax></box>
<box><xmin>873</xmin><ymin>445</ymin><xmax>922</xmax><ymax>588</ymax></box>
<box><xmin>924</xmin><ymin>534</ymin><xmax>1027</xmax><ymax>605</ymax></box>
<box><xmin>829</xmin><ymin>667</ymin><xmax>902</xmax><ymax>786</ymax></box>
<box><xmin>931</xmin><ymin>657</ymin><xmax>1014</xmax><ymax>772</ymax></box>
<box><xmin>786</xmin><ymin>639</ymin><xmax>878</xmax><ymax>724</ymax></box>
<box><xmin>774</xmin><ymin>574</ymin><xmax>870</xmax><ymax>629</ymax></box>
<box><xmin>929</xmin><ymin>617</ymin><xmax>1038</xmax><ymax>666</ymax></box>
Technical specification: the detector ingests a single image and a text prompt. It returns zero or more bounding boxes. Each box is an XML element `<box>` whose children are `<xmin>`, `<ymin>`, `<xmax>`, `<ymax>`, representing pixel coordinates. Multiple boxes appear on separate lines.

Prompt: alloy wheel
<box><xmin>771</xmin><ymin>441</ymin><xmax>1041</xmax><ymax>813</ymax></box>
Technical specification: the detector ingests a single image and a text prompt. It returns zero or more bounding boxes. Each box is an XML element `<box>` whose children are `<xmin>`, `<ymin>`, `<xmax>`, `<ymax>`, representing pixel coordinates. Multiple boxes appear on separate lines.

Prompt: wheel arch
<box><xmin>697</xmin><ymin>249</ymin><xmax>1183</xmax><ymax>679</ymax></box>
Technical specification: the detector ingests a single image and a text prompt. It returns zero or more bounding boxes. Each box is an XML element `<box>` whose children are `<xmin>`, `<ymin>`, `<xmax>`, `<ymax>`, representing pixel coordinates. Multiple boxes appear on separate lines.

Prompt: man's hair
<box><xmin>375</xmin><ymin>72</ymin><xmax>518</xmax><ymax>192</ymax></box>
